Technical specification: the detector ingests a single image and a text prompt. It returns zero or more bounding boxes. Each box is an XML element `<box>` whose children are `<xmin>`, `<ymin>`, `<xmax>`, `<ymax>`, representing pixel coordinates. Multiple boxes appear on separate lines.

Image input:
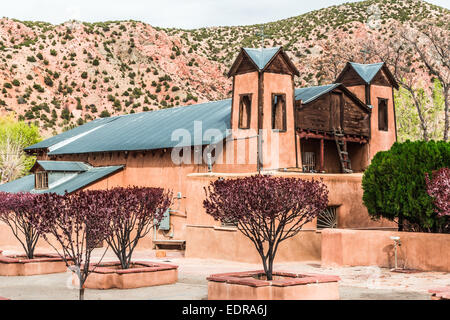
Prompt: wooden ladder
<box><xmin>333</xmin><ymin>128</ymin><xmax>353</xmax><ymax>174</ymax></box>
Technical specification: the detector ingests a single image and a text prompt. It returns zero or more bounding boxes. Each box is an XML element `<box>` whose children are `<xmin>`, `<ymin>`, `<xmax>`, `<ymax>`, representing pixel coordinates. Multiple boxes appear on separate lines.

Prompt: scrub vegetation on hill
<box><xmin>0</xmin><ymin>0</ymin><xmax>448</xmax><ymax>141</ymax></box>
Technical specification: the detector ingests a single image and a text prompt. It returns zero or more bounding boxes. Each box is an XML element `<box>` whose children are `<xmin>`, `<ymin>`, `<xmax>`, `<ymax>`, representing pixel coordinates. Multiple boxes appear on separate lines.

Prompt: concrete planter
<box><xmin>207</xmin><ymin>270</ymin><xmax>340</xmax><ymax>300</ymax></box>
<box><xmin>0</xmin><ymin>253</ymin><xmax>67</xmax><ymax>276</ymax></box>
<box><xmin>77</xmin><ymin>261</ymin><xmax>178</xmax><ymax>289</ymax></box>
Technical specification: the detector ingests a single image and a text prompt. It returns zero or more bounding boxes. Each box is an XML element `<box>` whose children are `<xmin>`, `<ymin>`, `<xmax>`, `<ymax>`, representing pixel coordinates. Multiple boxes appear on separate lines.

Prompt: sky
<box><xmin>1</xmin><ymin>0</ymin><xmax>448</xmax><ymax>29</ymax></box>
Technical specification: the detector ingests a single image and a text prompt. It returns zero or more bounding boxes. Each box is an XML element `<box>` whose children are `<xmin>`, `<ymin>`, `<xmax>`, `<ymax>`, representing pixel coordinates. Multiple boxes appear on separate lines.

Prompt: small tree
<box><xmin>0</xmin><ymin>192</ymin><xmax>40</xmax><ymax>259</ymax></box>
<box><xmin>203</xmin><ymin>175</ymin><xmax>328</xmax><ymax>280</ymax></box>
<box><xmin>363</xmin><ymin>140</ymin><xmax>450</xmax><ymax>233</ymax></box>
<box><xmin>32</xmin><ymin>191</ymin><xmax>112</xmax><ymax>300</ymax></box>
<box><xmin>426</xmin><ymin>167</ymin><xmax>450</xmax><ymax>217</ymax></box>
<box><xmin>104</xmin><ymin>187</ymin><xmax>172</xmax><ymax>269</ymax></box>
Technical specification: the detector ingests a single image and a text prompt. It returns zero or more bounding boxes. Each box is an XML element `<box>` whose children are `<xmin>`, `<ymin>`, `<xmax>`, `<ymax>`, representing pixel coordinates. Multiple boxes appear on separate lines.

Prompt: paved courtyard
<box><xmin>0</xmin><ymin>248</ymin><xmax>448</xmax><ymax>300</ymax></box>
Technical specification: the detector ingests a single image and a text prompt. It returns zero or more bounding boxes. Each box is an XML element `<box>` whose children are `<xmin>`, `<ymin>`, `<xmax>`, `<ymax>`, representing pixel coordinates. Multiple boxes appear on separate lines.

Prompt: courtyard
<box><xmin>0</xmin><ymin>249</ymin><xmax>447</xmax><ymax>300</ymax></box>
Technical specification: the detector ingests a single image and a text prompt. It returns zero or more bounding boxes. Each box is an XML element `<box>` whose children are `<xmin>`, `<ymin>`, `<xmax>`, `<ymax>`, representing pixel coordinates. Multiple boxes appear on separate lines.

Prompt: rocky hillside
<box><xmin>0</xmin><ymin>0</ymin><xmax>448</xmax><ymax>136</ymax></box>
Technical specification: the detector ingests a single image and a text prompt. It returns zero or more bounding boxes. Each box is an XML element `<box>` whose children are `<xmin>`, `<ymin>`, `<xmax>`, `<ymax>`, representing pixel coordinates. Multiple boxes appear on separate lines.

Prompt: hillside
<box><xmin>0</xmin><ymin>0</ymin><xmax>448</xmax><ymax>137</ymax></box>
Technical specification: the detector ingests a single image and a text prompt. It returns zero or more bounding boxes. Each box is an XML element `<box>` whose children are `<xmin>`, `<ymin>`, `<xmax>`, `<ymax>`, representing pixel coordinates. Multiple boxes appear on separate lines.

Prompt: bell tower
<box><xmin>228</xmin><ymin>47</ymin><xmax>300</xmax><ymax>171</ymax></box>
<box><xmin>336</xmin><ymin>62</ymin><xmax>399</xmax><ymax>161</ymax></box>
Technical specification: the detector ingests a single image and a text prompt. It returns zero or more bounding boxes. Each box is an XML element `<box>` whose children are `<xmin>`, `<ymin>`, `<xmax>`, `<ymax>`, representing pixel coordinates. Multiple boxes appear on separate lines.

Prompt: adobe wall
<box><xmin>184</xmin><ymin>172</ymin><xmax>395</xmax><ymax>262</ymax></box>
<box><xmin>185</xmin><ymin>226</ymin><xmax>321</xmax><ymax>263</ymax></box>
<box><xmin>261</xmin><ymin>72</ymin><xmax>297</xmax><ymax>170</ymax></box>
<box><xmin>345</xmin><ymin>85</ymin><xmax>366</xmax><ymax>103</ymax></box>
<box><xmin>231</xmin><ymin>71</ymin><xmax>259</xmax><ymax>141</ymax></box>
<box><xmin>368</xmin><ymin>85</ymin><xmax>397</xmax><ymax>160</ymax></box>
<box><xmin>322</xmin><ymin>229</ymin><xmax>450</xmax><ymax>272</ymax></box>
<box><xmin>2</xmin><ymin>143</ymin><xmax>397</xmax><ymax>259</ymax></box>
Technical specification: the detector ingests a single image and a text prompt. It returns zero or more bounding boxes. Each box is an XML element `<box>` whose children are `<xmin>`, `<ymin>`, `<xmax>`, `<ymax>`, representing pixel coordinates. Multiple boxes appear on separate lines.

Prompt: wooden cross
<box><xmin>255</xmin><ymin>25</ymin><xmax>266</xmax><ymax>49</ymax></box>
<box><xmin>360</xmin><ymin>48</ymin><xmax>370</xmax><ymax>64</ymax></box>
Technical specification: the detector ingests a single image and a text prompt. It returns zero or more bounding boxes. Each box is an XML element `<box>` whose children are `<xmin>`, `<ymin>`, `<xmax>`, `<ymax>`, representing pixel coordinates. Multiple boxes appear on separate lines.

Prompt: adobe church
<box><xmin>0</xmin><ymin>47</ymin><xmax>399</xmax><ymax>262</ymax></box>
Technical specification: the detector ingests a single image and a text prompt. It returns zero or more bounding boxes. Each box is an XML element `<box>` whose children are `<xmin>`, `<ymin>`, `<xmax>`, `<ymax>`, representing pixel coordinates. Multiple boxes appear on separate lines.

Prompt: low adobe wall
<box><xmin>185</xmin><ymin>225</ymin><xmax>321</xmax><ymax>263</ymax></box>
<box><xmin>321</xmin><ymin>229</ymin><xmax>450</xmax><ymax>272</ymax></box>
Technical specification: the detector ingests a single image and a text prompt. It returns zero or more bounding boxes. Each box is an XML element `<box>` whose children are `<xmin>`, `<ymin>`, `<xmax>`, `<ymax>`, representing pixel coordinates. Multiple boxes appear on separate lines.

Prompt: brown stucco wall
<box><xmin>322</xmin><ymin>229</ymin><xmax>450</xmax><ymax>272</ymax></box>
<box><xmin>183</xmin><ymin>172</ymin><xmax>395</xmax><ymax>262</ymax></box>
<box><xmin>185</xmin><ymin>226</ymin><xmax>321</xmax><ymax>263</ymax></box>
<box><xmin>345</xmin><ymin>85</ymin><xmax>366</xmax><ymax>104</ymax></box>
<box><xmin>261</xmin><ymin>72</ymin><xmax>297</xmax><ymax>170</ymax></box>
<box><xmin>368</xmin><ymin>85</ymin><xmax>397</xmax><ymax>160</ymax></box>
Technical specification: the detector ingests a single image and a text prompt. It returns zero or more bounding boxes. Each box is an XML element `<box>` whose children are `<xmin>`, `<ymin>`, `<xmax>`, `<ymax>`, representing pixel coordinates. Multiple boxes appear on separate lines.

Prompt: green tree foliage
<box><xmin>395</xmin><ymin>79</ymin><xmax>445</xmax><ymax>142</ymax></box>
<box><xmin>0</xmin><ymin>114</ymin><xmax>42</xmax><ymax>183</ymax></box>
<box><xmin>362</xmin><ymin>140</ymin><xmax>450</xmax><ymax>233</ymax></box>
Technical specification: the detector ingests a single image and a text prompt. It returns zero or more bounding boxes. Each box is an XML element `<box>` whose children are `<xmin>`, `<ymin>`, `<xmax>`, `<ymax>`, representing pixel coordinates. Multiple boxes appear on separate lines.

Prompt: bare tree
<box><xmin>403</xmin><ymin>21</ymin><xmax>450</xmax><ymax>141</ymax></box>
<box><xmin>364</xmin><ymin>27</ymin><xmax>433</xmax><ymax>141</ymax></box>
<box><xmin>204</xmin><ymin>175</ymin><xmax>328</xmax><ymax>280</ymax></box>
<box><xmin>0</xmin><ymin>135</ymin><xmax>26</xmax><ymax>184</ymax></box>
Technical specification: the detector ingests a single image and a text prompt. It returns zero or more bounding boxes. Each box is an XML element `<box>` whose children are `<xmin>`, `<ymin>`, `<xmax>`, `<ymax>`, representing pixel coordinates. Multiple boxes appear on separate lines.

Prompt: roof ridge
<box><xmin>113</xmin><ymin>97</ymin><xmax>232</xmax><ymax>119</ymax></box>
<box><xmin>349</xmin><ymin>61</ymin><xmax>384</xmax><ymax>66</ymax></box>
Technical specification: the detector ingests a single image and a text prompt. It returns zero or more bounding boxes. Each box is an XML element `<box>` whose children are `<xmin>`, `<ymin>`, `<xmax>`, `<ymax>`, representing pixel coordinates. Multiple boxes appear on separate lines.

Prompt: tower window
<box><xmin>272</xmin><ymin>94</ymin><xmax>286</xmax><ymax>131</ymax></box>
<box><xmin>238</xmin><ymin>94</ymin><xmax>252</xmax><ymax>129</ymax></box>
<box><xmin>35</xmin><ymin>171</ymin><xmax>48</xmax><ymax>189</ymax></box>
<box><xmin>378</xmin><ymin>98</ymin><xmax>388</xmax><ymax>131</ymax></box>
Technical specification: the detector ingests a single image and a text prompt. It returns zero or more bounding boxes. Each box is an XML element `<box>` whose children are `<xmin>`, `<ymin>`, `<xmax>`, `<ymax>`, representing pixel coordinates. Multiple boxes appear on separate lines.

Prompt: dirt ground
<box><xmin>0</xmin><ymin>248</ymin><xmax>448</xmax><ymax>300</ymax></box>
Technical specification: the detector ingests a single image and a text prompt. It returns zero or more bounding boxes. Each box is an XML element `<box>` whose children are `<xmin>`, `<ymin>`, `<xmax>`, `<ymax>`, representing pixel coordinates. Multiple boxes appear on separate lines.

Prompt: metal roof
<box><xmin>24</xmin><ymin>116</ymin><xmax>119</xmax><ymax>151</ymax></box>
<box><xmin>0</xmin><ymin>174</ymin><xmax>35</xmax><ymax>193</ymax></box>
<box><xmin>348</xmin><ymin>62</ymin><xmax>384</xmax><ymax>84</ymax></box>
<box><xmin>45</xmin><ymin>166</ymin><xmax>123</xmax><ymax>195</ymax></box>
<box><xmin>243</xmin><ymin>47</ymin><xmax>281</xmax><ymax>70</ymax></box>
<box><xmin>0</xmin><ymin>165</ymin><xmax>123</xmax><ymax>195</ymax></box>
<box><xmin>35</xmin><ymin>160</ymin><xmax>91</xmax><ymax>172</ymax></box>
<box><xmin>25</xmin><ymin>99</ymin><xmax>232</xmax><ymax>155</ymax></box>
<box><xmin>294</xmin><ymin>84</ymin><xmax>340</xmax><ymax>104</ymax></box>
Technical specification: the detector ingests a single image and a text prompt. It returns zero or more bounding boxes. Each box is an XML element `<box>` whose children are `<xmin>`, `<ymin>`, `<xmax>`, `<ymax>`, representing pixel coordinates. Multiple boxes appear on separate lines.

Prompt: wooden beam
<box><xmin>297</xmin><ymin>130</ymin><xmax>368</xmax><ymax>144</ymax></box>
<box><xmin>320</xmin><ymin>138</ymin><xmax>324</xmax><ymax>172</ymax></box>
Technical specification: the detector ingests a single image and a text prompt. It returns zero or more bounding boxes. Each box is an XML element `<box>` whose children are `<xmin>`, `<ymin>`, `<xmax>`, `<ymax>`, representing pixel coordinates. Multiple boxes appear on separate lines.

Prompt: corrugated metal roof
<box><xmin>0</xmin><ymin>175</ymin><xmax>35</xmax><ymax>193</ymax></box>
<box><xmin>45</xmin><ymin>166</ymin><xmax>123</xmax><ymax>194</ymax></box>
<box><xmin>294</xmin><ymin>84</ymin><xmax>340</xmax><ymax>104</ymax></box>
<box><xmin>25</xmin><ymin>99</ymin><xmax>231</xmax><ymax>155</ymax></box>
<box><xmin>0</xmin><ymin>165</ymin><xmax>123</xmax><ymax>195</ymax></box>
<box><xmin>36</xmin><ymin>160</ymin><xmax>91</xmax><ymax>172</ymax></box>
<box><xmin>349</xmin><ymin>62</ymin><xmax>384</xmax><ymax>84</ymax></box>
<box><xmin>243</xmin><ymin>47</ymin><xmax>281</xmax><ymax>70</ymax></box>
<box><xmin>24</xmin><ymin>117</ymin><xmax>119</xmax><ymax>151</ymax></box>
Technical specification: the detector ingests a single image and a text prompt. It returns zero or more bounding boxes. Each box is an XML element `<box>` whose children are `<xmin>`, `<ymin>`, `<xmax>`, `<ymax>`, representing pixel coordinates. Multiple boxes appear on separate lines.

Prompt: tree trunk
<box><xmin>398</xmin><ymin>213</ymin><xmax>404</xmax><ymax>231</ymax></box>
<box><xmin>267</xmin><ymin>256</ymin><xmax>274</xmax><ymax>281</ymax></box>
<box><xmin>410</xmin><ymin>89</ymin><xmax>429</xmax><ymax>141</ymax></box>
<box><xmin>443</xmin><ymin>86</ymin><xmax>449</xmax><ymax>141</ymax></box>
<box><xmin>79</xmin><ymin>288</ymin><xmax>84</xmax><ymax>300</ymax></box>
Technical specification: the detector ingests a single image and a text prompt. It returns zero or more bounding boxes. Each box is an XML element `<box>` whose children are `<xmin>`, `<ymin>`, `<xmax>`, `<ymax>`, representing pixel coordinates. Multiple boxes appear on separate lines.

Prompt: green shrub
<box><xmin>362</xmin><ymin>140</ymin><xmax>450</xmax><ymax>233</ymax></box>
<box><xmin>100</xmin><ymin>110</ymin><xmax>110</xmax><ymax>118</ymax></box>
<box><xmin>44</xmin><ymin>76</ymin><xmax>53</xmax><ymax>87</ymax></box>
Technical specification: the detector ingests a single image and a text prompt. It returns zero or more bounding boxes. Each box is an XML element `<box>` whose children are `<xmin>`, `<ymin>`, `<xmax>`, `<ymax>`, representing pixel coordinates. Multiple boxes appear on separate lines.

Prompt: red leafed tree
<box><xmin>426</xmin><ymin>168</ymin><xmax>450</xmax><ymax>217</ymax></box>
<box><xmin>32</xmin><ymin>191</ymin><xmax>112</xmax><ymax>300</ymax></box>
<box><xmin>104</xmin><ymin>187</ymin><xmax>172</xmax><ymax>269</ymax></box>
<box><xmin>203</xmin><ymin>175</ymin><xmax>329</xmax><ymax>280</ymax></box>
<box><xmin>0</xmin><ymin>192</ymin><xmax>41</xmax><ymax>259</ymax></box>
